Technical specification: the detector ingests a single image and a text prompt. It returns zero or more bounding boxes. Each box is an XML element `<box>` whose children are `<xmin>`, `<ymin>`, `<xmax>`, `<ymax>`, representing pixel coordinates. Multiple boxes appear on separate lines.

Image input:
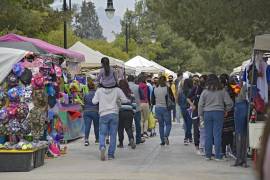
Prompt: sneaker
<box><xmin>49</xmin><ymin>143</ymin><xmax>61</xmax><ymax>157</ymax></box>
<box><xmin>100</xmin><ymin>148</ymin><xmax>106</xmax><ymax>161</ymax></box>
<box><xmin>160</xmin><ymin>142</ymin><xmax>165</xmax><ymax>146</ymax></box>
<box><xmin>164</xmin><ymin>137</ymin><xmax>169</xmax><ymax>145</ymax></box>
<box><xmin>184</xmin><ymin>139</ymin><xmax>189</xmax><ymax>145</ymax></box>
<box><xmin>189</xmin><ymin>138</ymin><xmax>193</xmax><ymax>143</ymax></box>
<box><xmin>198</xmin><ymin>149</ymin><xmax>205</xmax><ymax>156</ymax></box>
<box><xmin>214</xmin><ymin>158</ymin><xmax>226</xmax><ymax>162</ymax></box>
<box><xmin>95</xmin><ymin>139</ymin><xmax>99</xmax><ymax>144</ymax></box>
<box><xmin>130</xmin><ymin>139</ymin><xmax>136</xmax><ymax>149</ymax></box>
<box><xmin>117</xmin><ymin>144</ymin><xmax>124</xmax><ymax>148</ymax></box>
<box><xmin>205</xmin><ymin>157</ymin><xmax>212</xmax><ymax>161</ymax></box>
<box><xmin>108</xmin><ymin>155</ymin><xmax>115</xmax><ymax>160</ymax></box>
<box><xmin>106</xmin><ymin>138</ymin><xmax>110</xmax><ymax>145</ymax></box>
<box><xmin>143</xmin><ymin>132</ymin><xmax>149</xmax><ymax>138</ymax></box>
<box><xmin>84</xmin><ymin>141</ymin><xmax>89</xmax><ymax>146</ymax></box>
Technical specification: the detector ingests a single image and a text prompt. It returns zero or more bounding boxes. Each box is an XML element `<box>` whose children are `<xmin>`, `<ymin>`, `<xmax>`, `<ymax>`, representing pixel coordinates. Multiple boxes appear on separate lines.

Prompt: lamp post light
<box><xmin>63</xmin><ymin>0</ymin><xmax>115</xmax><ymax>49</ymax></box>
<box><xmin>105</xmin><ymin>0</ymin><xmax>115</xmax><ymax>19</ymax></box>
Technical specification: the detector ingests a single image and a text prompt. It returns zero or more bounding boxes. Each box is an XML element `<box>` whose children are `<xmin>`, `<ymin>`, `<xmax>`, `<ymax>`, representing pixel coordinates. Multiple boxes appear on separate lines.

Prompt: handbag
<box><xmin>166</xmin><ymin>87</ymin><xmax>175</xmax><ymax>111</ymax></box>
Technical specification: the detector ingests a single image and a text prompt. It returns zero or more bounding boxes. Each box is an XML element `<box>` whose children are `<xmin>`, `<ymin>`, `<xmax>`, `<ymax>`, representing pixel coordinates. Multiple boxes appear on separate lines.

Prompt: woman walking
<box><xmin>178</xmin><ymin>78</ymin><xmax>193</xmax><ymax>145</ymax></box>
<box><xmin>152</xmin><ymin>76</ymin><xmax>175</xmax><ymax>145</ymax></box>
<box><xmin>117</xmin><ymin>79</ymin><xmax>136</xmax><ymax>149</ymax></box>
<box><xmin>83</xmin><ymin>79</ymin><xmax>99</xmax><ymax>146</ymax></box>
<box><xmin>198</xmin><ymin>74</ymin><xmax>233</xmax><ymax>161</ymax></box>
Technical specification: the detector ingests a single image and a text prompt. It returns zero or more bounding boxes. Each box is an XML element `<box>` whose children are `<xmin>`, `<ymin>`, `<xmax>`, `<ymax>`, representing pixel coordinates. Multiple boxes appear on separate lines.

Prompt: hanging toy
<box><xmin>7</xmin><ymin>87</ymin><xmax>20</xmax><ymax>102</ymax></box>
<box><xmin>250</xmin><ymin>108</ymin><xmax>257</xmax><ymax>123</ymax></box>
<box><xmin>24</xmin><ymin>85</ymin><xmax>33</xmax><ymax>103</ymax></box>
<box><xmin>54</xmin><ymin>65</ymin><xmax>62</xmax><ymax>77</ymax></box>
<box><xmin>7</xmin><ymin>73</ymin><xmax>19</xmax><ymax>88</ymax></box>
<box><xmin>6</xmin><ymin>103</ymin><xmax>19</xmax><ymax>119</ymax></box>
<box><xmin>12</xmin><ymin>63</ymin><xmax>25</xmax><ymax>77</ymax></box>
<box><xmin>16</xmin><ymin>103</ymin><xmax>29</xmax><ymax>121</ymax></box>
<box><xmin>0</xmin><ymin>108</ymin><xmax>8</xmax><ymax>124</ymax></box>
<box><xmin>31</xmin><ymin>73</ymin><xmax>45</xmax><ymax>90</ymax></box>
<box><xmin>0</xmin><ymin>89</ymin><xmax>6</xmax><ymax>108</ymax></box>
<box><xmin>7</xmin><ymin>119</ymin><xmax>21</xmax><ymax>135</ymax></box>
<box><xmin>20</xmin><ymin>119</ymin><xmax>31</xmax><ymax>135</ymax></box>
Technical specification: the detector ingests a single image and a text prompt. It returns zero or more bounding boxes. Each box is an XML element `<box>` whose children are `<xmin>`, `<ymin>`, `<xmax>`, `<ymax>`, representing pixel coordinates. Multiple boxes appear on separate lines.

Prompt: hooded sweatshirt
<box><xmin>92</xmin><ymin>87</ymin><xmax>129</xmax><ymax>117</ymax></box>
<box><xmin>139</xmin><ymin>82</ymin><xmax>149</xmax><ymax>104</ymax></box>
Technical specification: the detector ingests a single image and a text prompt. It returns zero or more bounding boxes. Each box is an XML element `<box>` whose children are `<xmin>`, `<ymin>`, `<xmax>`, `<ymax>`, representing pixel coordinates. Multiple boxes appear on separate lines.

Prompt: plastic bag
<box><xmin>148</xmin><ymin>112</ymin><xmax>156</xmax><ymax>129</ymax></box>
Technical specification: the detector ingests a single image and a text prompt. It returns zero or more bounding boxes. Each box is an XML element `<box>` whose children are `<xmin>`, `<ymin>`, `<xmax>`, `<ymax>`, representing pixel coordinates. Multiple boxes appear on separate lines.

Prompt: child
<box><xmin>96</xmin><ymin>57</ymin><xmax>117</xmax><ymax>88</ymax></box>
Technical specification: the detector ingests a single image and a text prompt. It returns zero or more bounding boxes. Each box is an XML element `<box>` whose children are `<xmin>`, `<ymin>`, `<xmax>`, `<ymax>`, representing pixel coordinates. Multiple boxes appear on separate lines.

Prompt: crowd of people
<box><xmin>81</xmin><ymin>57</ymin><xmax>269</xmax><ymax>178</ymax></box>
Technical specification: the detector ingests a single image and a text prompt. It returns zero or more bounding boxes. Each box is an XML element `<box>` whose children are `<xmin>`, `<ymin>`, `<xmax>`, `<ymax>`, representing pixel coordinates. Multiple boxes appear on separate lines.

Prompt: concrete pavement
<box><xmin>1</xmin><ymin>123</ymin><xmax>255</xmax><ymax>180</ymax></box>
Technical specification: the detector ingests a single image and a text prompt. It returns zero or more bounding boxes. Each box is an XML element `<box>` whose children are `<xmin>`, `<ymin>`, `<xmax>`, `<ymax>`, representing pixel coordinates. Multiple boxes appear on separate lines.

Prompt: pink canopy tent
<box><xmin>0</xmin><ymin>34</ymin><xmax>85</xmax><ymax>62</ymax></box>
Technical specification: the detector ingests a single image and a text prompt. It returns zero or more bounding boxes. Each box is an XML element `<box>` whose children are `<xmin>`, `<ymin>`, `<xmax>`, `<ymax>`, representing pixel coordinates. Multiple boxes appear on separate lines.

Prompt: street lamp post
<box><xmin>125</xmin><ymin>20</ymin><xmax>129</xmax><ymax>54</ymax></box>
<box><xmin>63</xmin><ymin>0</ymin><xmax>68</xmax><ymax>49</ymax></box>
<box><xmin>63</xmin><ymin>0</ymin><xmax>115</xmax><ymax>49</ymax></box>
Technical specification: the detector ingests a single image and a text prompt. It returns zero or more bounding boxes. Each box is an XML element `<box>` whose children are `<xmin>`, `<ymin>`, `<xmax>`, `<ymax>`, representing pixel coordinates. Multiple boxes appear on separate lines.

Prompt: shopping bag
<box><xmin>148</xmin><ymin>112</ymin><xmax>156</xmax><ymax>129</ymax></box>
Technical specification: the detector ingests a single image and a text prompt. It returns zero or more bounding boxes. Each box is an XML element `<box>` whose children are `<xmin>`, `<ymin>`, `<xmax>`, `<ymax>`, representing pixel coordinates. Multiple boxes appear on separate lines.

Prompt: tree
<box><xmin>146</xmin><ymin>0</ymin><xmax>270</xmax><ymax>47</ymax></box>
<box><xmin>74</xmin><ymin>1</ymin><xmax>104</xmax><ymax>40</ymax></box>
<box><xmin>0</xmin><ymin>0</ymin><xmax>62</xmax><ymax>37</ymax></box>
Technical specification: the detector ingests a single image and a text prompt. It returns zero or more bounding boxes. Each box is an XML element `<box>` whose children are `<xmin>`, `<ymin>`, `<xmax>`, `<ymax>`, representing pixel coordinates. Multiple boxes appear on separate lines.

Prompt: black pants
<box><xmin>118</xmin><ymin>110</ymin><xmax>134</xmax><ymax>144</ymax></box>
<box><xmin>192</xmin><ymin>118</ymin><xmax>200</xmax><ymax>147</ymax></box>
<box><xmin>222</xmin><ymin>132</ymin><xmax>234</xmax><ymax>155</ymax></box>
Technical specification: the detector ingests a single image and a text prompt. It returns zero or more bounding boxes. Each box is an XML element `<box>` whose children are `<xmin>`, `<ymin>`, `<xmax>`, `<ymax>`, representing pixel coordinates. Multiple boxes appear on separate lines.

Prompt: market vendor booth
<box><xmin>0</xmin><ymin>34</ymin><xmax>86</xmax><ymax>142</ymax></box>
<box><xmin>242</xmin><ymin>34</ymin><xmax>270</xmax><ymax>163</ymax></box>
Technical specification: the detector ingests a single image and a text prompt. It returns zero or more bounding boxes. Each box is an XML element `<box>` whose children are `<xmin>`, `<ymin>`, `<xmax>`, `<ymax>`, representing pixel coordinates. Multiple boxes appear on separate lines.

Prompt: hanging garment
<box><xmin>256</xmin><ymin>60</ymin><xmax>268</xmax><ymax>103</ymax></box>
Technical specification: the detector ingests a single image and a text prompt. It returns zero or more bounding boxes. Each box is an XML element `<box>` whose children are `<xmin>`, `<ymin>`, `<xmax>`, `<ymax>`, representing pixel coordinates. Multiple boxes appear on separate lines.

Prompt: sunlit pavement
<box><xmin>1</xmin><ymin>123</ymin><xmax>255</xmax><ymax>180</ymax></box>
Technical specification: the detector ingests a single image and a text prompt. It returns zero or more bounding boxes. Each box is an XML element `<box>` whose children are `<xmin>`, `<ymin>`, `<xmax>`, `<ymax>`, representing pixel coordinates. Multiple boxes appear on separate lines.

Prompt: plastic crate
<box><xmin>34</xmin><ymin>147</ymin><xmax>47</xmax><ymax>168</ymax></box>
<box><xmin>249</xmin><ymin>121</ymin><xmax>265</xmax><ymax>149</ymax></box>
<box><xmin>0</xmin><ymin>150</ymin><xmax>34</xmax><ymax>172</ymax></box>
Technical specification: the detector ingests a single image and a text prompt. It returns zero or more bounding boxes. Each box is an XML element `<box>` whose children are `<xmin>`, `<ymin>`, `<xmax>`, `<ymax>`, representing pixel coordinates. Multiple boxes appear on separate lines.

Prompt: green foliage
<box><xmin>74</xmin><ymin>1</ymin><xmax>104</xmax><ymax>40</ymax></box>
<box><xmin>0</xmin><ymin>0</ymin><xmax>62</xmax><ymax>37</ymax></box>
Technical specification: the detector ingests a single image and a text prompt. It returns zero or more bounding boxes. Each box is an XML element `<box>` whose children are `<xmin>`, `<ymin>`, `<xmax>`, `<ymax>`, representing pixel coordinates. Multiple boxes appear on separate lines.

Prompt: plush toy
<box><xmin>31</xmin><ymin>73</ymin><xmax>45</xmax><ymax>90</ymax></box>
<box><xmin>16</xmin><ymin>103</ymin><xmax>29</xmax><ymax>121</ymax></box>
<box><xmin>12</xmin><ymin>63</ymin><xmax>25</xmax><ymax>77</ymax></box>
<box><xmin>0</xmin><ymin>108</ymin><xmax>8</xmax><ymax>124</ymax></box>
<box><xmin>7</xmin><ymin>87</ymin><xmax>20</xmax><ymax>102</ymax></box>
<box><xmin>7</xmin><ymin>73</ymin><xmax>19</xmax><ymax>88</ymax></box>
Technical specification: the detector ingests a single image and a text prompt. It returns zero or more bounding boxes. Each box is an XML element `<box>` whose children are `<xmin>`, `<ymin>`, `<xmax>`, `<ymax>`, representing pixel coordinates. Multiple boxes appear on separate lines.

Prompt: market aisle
<box><xmin>1</xmin><ymin>123</ymin><xmax>255</xmax><ymax>180</ymax></box>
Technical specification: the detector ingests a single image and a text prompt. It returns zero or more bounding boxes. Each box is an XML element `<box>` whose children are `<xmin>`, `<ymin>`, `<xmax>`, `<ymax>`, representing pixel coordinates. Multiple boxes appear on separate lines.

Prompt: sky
<box><xmin>52</xmin><ymin>0</ymin><xmax>135</xmax><ymax>41</ymax></box>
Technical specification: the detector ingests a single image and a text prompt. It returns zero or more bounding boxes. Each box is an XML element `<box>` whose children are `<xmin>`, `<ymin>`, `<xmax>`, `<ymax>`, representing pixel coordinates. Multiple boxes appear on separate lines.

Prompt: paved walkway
<box><xmin>1</xmin><ymin>123</ymin><xmax>255</xmax><ymax>180</ymax></box>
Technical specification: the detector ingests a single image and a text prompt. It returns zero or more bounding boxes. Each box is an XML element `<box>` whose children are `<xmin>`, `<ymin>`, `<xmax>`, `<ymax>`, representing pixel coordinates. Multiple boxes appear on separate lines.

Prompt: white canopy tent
<box><xmin>150</xmin><ymin>60</ymin><xmax>177</xmax><ymax>78</ymax></box>
<box><xmin>125</xmin><ymin>55</ymin><xmax>164</xmax><ymax>75</ymax></box>
<box><xmin>0</xmin><ymin>47</ymin><xmax>27</xmax><ymax>83</ymax></box>
<box><xmin>69</xmin><ymin>41</ymin><xmax>124</xmax><ymax>68</ymax></box>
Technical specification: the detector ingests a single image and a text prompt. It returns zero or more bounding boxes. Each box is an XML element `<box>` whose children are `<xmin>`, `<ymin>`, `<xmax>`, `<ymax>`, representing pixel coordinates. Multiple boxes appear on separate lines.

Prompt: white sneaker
<box><xmin>214</xmin><ymin>158</ymin><xmax>226</xmax><ymax>162</ymax></box>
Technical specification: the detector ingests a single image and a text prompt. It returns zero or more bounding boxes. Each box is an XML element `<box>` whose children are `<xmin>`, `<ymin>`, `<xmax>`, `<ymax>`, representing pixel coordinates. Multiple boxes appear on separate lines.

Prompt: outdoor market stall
<box><xmin>242</xmin><ymin>34</ymin><xmax>270</xmax><ymax>162</ymax></box>
<box><xmin>0</xmin><ymin>34</ymin><xmax>86</xmax><ymax>142</ymax></box>
<box><xmin>125</xmin><ymin>55</ymin><xmax>165</xmax><ymax>75</ymax></box>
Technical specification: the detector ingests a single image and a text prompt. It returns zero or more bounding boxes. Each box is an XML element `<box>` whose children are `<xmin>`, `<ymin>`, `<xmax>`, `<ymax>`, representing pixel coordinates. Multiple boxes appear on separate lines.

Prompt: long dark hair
<box><xmin>158</xmin><ymin>75</ymin><xmax>167</xmax><ymax>87</ymax></box>
<box><xmin>206</xmin><ymin>74</ymin><xmax>222</xmax><ymax>91</ymax></box>
<box><xmin>219</xmin><ymin>73</ymin><xmax>229</xmax><ymax>88</ymax></box>
<box><xmin>183</xmin><ymin>78</ymin><xmax>193</xmax><ymax>96</ymax></box>
<box><xmin>119</xmin><ymin>79</ymin><xmax>132</xmax><ymax>98</ymax></box>
<box><xmin>101</xmin><ymin>57</ymin><xmax>110</xmax><ymax>76</ymax></box>
<box><xmin>257</xmin><ymin>110</ymin><xmax>270</xmax><ymax>180</ymax></box>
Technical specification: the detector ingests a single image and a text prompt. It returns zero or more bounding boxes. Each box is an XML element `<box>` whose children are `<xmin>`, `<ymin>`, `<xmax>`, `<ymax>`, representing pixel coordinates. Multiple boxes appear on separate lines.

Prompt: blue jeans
<box><xmin>204</xmin><ymin>111</ymin><xmax>224</xmax><ymax>159</ymax></box>
<box><xmin>99</xmin><ymin>113</ymin><xmax>119</xmax><ymax>156</ymax></box>
<box><xmin>155</xmin><ymin>107</ymin><xmax>172</xmax><ymax>143</ymax></box>
<box><xmin>134</xmin><ymin>111</ymin><xmax>142</xmax><ymax>143</ymax></box>
<box><xmin>83</xmin><ymin>111</ymin><xmax>99</xmax><ymax>140</ymax></box>
<box><xmin>181</xmin><ymin>107</ymin><xmax>192</xmax><ymax>139</ymax></box>
<box><xmin>234</xmin><ymin>101</ymin><xmax>248</xmax><ymax>135</ymax></box>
